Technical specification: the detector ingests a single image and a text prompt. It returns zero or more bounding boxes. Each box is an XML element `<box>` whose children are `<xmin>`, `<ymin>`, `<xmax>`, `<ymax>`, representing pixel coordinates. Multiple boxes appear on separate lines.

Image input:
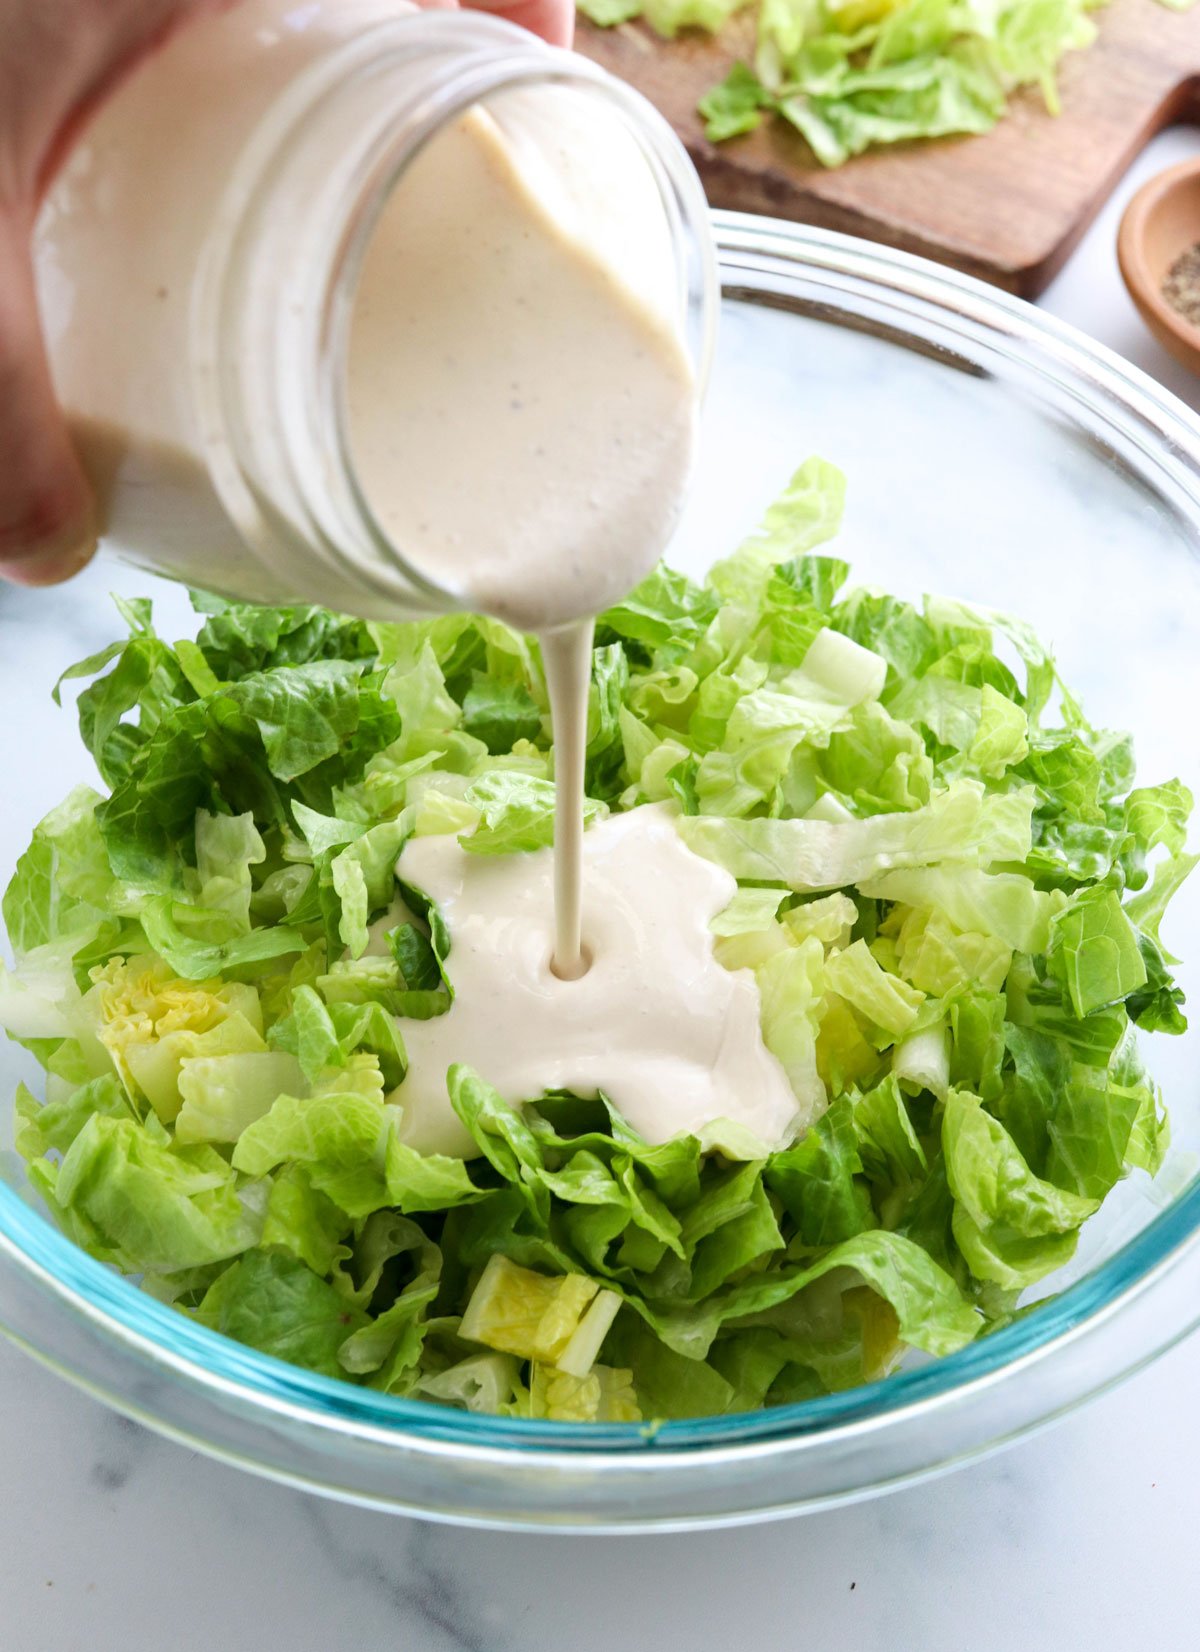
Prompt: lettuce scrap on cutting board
<box><xmin>0</xmin><ymin>457</ymin><xmax>1193</xmax><ymax>1423</ymax></box>
<box><xmin>578</xmin><ymin>0</ymin><xmax>1194</xmax><ymax>165</ymax></box>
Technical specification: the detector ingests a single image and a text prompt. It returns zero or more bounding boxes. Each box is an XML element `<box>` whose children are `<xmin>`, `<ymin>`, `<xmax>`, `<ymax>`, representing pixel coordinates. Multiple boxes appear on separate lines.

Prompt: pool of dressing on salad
<box><xmin>385</xmin><ymin>808</ymin><xmax>802</xmax><ymax>1158</ymax></box>
<box><xmin>342</xmin><ymin>102</ymin><xmax>803</xmax><ymax>1153</ymax></box>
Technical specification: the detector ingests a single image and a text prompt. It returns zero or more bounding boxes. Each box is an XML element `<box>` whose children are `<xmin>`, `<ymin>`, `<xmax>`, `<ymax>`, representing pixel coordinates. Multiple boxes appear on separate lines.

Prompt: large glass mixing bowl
<box><xmin>2</xmin><ymin>216</ymin><xmax>1199</xmax><ymax>1531</ymax></box>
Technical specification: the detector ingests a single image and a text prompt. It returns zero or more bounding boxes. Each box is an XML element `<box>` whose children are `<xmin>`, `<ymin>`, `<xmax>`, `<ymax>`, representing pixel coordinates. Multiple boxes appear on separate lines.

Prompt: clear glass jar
<box><xmin>33</xmin><ymin>1</ymin><xmax>717</xmax><ymax>620</ymax></box>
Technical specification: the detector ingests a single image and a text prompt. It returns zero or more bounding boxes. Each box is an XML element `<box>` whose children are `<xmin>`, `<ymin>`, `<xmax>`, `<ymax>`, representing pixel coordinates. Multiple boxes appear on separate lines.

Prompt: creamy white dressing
<box><xmin>387</xmin><ymin>806</ymin><xmax>802</xmax><ymax>1158</ymax></box>
<box><xmin>540</xmin><ymin>623</ymin><xmax>594</xmax><ymax>980</ymax></box>
<box><xmin>344</xmin><ymin>97</ymin><xmax>696</xmax><ymax>633</ymax></box>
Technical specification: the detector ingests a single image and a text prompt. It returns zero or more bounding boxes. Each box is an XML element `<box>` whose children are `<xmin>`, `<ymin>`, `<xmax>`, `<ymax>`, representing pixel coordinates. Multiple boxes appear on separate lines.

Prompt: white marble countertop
<box><xmin>4</xmin><ymin>126</ymin><xmax>1200</xmax><ymax>1652</ymax></box>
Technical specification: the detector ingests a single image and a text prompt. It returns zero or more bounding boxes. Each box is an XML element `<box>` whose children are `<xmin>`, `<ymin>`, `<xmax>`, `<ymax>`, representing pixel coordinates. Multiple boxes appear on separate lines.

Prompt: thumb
<box><xmin>462</xmin><ymin>0</ymin><xmax>575</xmax><ymax>48</ymax></box>
<box><xmin>0</xmin><ymin>211</ymin><xmax>95</xmax><ymax>586</ymax></box>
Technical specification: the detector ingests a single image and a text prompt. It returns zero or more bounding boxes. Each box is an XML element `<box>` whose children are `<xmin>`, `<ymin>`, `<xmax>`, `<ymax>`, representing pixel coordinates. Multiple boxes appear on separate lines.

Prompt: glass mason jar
<box><xmin>33</xmin><ymin>0</ymin><xmax>717</xmax><ymax>620</ymax></box>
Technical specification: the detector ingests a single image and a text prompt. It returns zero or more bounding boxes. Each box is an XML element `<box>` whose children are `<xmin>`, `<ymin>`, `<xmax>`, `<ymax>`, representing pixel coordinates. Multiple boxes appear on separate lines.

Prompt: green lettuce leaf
<box><xmin>698</xmin><ymin>61</ymin><xmax>772</xmax><ymax>141</ymax></box>
<box><xmin>55</xmin><ymin>1115</ymin><xmax>261</xmax><ymax>1271</ymax></box>
<box><xmin>197</xmin><ymin>1251</ymin><xmax>368</xmax><ymax>1379</ymax></box>
<box><xmin>943</xmin><ymin>1089</ymin><xmax>1097</xmax><ymax>1288</ymax></box>
<box><xmin>1048</xmin><ymin>887</ymin><xmax>1148</xmax><ymax>1017</ymax></box>
<box><xmin>462</xmin><ymin>772</ymin><xmax>606</xmax><ymax>856</ymax></box>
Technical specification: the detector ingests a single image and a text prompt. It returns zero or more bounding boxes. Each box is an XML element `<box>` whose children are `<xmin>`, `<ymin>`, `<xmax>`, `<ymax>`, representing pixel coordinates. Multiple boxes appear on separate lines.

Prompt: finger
<box><xmin>1</xmin><ymin>1</ymin><xmax>226</xmax><ymax>200</ymax></box>
<box><xmin>0</xmin><ymin>216</ymin><xmax>95</xmax><ymax>585</ymax></box>
<box><xmin>463</xmin><ymin>0</ymin><xmax>575</xmax><ymax>48</ymax></box>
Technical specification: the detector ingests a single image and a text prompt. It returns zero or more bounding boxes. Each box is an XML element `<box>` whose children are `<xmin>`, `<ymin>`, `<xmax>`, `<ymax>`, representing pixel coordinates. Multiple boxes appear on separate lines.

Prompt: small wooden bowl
<box><xmin>1118</xmin><ymin>157</ymin><xmax>1200</xmax><ymax>376</ymax></box>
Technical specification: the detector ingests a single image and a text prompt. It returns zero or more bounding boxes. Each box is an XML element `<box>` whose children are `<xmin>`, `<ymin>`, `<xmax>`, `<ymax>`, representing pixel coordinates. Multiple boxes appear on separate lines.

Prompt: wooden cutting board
<box><xmin>576</xmin><ymin>1</ymin><xmax>1200</xmax><ymax>295</ymax></box>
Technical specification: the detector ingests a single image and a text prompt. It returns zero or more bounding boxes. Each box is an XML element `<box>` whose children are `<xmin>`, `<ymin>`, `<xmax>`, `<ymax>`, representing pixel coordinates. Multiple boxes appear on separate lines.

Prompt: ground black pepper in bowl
<box><xmin>1162</xmin><ymin>242</ymin><xmax>1200</xmax><ymax>328</ymax></box>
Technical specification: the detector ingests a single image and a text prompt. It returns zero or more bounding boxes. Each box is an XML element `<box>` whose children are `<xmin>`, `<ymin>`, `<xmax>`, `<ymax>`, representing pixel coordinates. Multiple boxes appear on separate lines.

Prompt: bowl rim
<box><xmin>4</xmin><ymin>210</ymin><xmax>1200</xmax><ymax>1473</ymax></box>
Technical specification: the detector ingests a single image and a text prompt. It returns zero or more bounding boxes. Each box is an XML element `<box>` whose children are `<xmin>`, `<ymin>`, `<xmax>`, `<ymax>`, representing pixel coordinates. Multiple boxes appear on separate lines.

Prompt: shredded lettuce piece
<box><xmin>679</xmin><ymin>780</ymin><xmax>1034</xmax><ymax>888</ymax></box>
<box><xmin>526</xmin><ymin>1360</ymin><xmax>642</xmax><ymax>1421</ymax></box>
<box><xmin>460</xmin><ymin>1253</ymin><xmax>615</xmax><ymax>1370</ymax></box>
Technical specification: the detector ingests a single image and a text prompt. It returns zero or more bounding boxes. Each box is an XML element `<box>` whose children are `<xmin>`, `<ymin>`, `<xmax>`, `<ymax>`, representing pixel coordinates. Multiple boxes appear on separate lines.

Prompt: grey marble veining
<box><xmin>2</xmin><ymin>126</ymin><xmax>1200</xmax><ymax>1652</ymax></box>
<box><xmin>3</xmin><ymin>1328</ymin><xmax>1200</xmax><ymax>1652</ymax></box>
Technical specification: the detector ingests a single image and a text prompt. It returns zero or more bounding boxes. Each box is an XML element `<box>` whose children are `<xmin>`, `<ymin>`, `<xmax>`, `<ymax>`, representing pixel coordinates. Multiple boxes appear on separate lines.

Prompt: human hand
<box><xmin>0</xmin><ymin>0</ymin><xmax>573</xmax><ymax>588</ymax></box>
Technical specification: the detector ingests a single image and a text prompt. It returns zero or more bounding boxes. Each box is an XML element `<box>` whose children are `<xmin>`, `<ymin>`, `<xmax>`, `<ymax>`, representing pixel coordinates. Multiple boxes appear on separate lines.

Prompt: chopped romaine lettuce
<box><xmin>2</xmin><ymin>455</ymin><xmax>1191</xmax><ymax>1422</ymax></box>
<box><xmin>581</xmin><ymin>0</ymin><xmax>1107</xmax><ymax>164</ymax></box>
